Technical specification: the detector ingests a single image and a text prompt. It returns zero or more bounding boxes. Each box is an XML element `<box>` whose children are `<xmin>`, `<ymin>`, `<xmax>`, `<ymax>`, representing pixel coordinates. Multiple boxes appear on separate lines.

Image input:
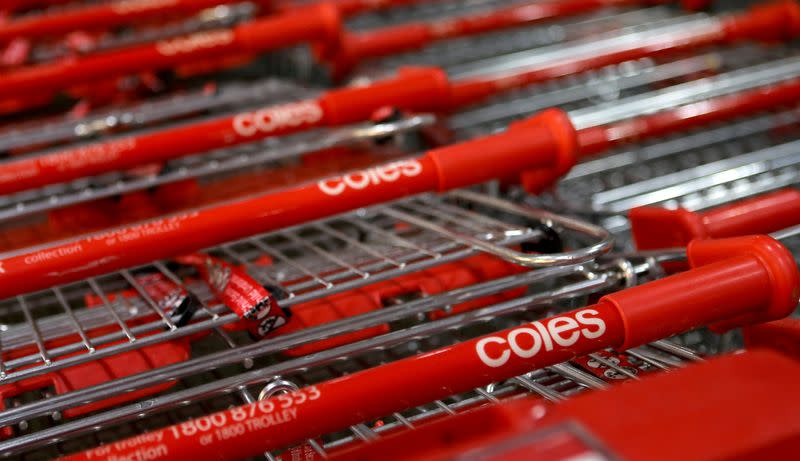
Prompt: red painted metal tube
<box><xmin>0</xmin><ymin>109</ymin><xmax>578</xmax><ymax>298</ymax></box>
<box><xmin>576</xmin><ymin>77</ymin><xmax>800</xmax><ymax>157</ymax></box>
<box><xmin>326</xmin><ymin>0</ymin><xmax>673</xmax><ymax>76</ymax></box>
<box><xmin>449</xmin><ymin>0</ymin><xmax>800</xmax><ymax>107</ymax></box>
<box><xmin>1</xmin><ymin>0</ymin><xmax>793</xmax><ymax>103</ymax></box>
<box><xmin>0</xmin><ymin>67</ymin><xmax>451</xmax><ymax>195</ymax></box>
<box><xmin>519</xmin><ymin>74</ymin><xmax>800</xmax><ymax>193</ymax></box>
<box><xmin>0</xmin><ymin>0</ymin><xmax>270</xmax><ymax>45</ymax></box>
<box><xmin>0</xmin><ymin>2</ymin><xmax>341</xmax><ymax>101</ymax></box>
<box><xmin>630</xmin><ymin>189</ymin><xmax>800</xmax><ymax>251</ymax></box>
<box><xmin>56</xmin><ymin>235</ymin><xmax>800</xmax><ymax>461</ymax></box>
<box><xmin>4</xmin><ymin>0</ymin><xmax>800</xmax><ymax>197</ymax></box>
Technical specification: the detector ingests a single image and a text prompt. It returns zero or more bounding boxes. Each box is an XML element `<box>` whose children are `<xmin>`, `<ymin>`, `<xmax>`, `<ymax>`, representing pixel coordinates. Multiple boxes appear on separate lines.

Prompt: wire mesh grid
<box><xmin>347</xmin><ymin>6</ymin><xmax>682</xmax><ymax>80</ymax></box>
<box><xmin>345</xmin><ymin>0</ymin><xmax>538</xmax><ymax>30</ymax></box>
<box><xmin>447</xmin><ymin>45</ymin><xmax>788</xmax><ymax>140</ymax></box>
<box><xmin>26</xmin><ymin>2</ymin><xmax>259</xmax><ymax>65</ymax></box>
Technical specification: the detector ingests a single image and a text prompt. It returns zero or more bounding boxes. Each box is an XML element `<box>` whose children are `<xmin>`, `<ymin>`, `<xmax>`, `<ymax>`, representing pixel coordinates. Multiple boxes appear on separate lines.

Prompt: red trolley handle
<box><xmin>0</xmin><ymin>2</ymin><xmax>341</xmax><ymax>101</ymax></box>
<box><xmin>3</xmin><ymin>69</ymin><xmax>800</xmax><ymax>294</ymax></box>
<box><xmin>0</xmin><ymin>108</ymin><xmax>578</xmax><ymax>298</ymax></box>
<box><xmin>57</xmin><ymin>234</ymin><xmax>800</xmax><ymax>461</ymax></box>
<box><xmin>5</xmin><ymin>0</ymin><xmax>800</xmax><ymax>198</ymax></box>
<box><xmin>0</xmin><ymin>0</ymin><xmax>273</xmax><ymax>46</ymax></box>
<box><xmin>449</xmin><ymin>0</ymin><xmax>800</xmax><ymax>107</ymax></box>
<box><xmin>521</xmin><ymin>75</ymin><xmax>800</xmax><ymax>193</ymax></box>
<box><xmin>324</xmin><ymin>0</ymin><xmax>685</xmax><ymax>78</ymax></box>
<box><xmin>630</xmin><ymin>189</ymin><xmax>800</xmax><ymax>251</ymax></box>
<box><xmin>0</xmin><ymin>67</ymin><xmax>451</xmax><ymax>196</ymax></box>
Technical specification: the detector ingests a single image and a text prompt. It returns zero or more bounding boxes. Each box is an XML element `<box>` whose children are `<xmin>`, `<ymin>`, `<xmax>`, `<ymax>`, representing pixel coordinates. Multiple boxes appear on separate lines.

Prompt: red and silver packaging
<box><xmin>175</xmin><ymin>253</ymin><xmax>289</xmax><ymax>338</ymax></box>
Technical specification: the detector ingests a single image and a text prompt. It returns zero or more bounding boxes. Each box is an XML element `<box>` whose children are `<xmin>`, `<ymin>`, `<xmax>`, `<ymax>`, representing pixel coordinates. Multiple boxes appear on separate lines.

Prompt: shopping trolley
<box><xmin>0</xmin><ymin>2</ymin><xmax>798</xmax><ymax>460</ymax></box>
<box><xmin>0</xmin><ymin>4</ymin><xmax>798</xmax><ymax>256</ymax></box>
<box><xmin>45</xmin><ymin>231</ymin><xmax>800</xmax><ymax>460</ymax></box>
<box><xmin>0</xmin><ymin>0</ymin><xmax>749</xmax><ymax>118</ymax></box>
<box><xmin>0</xmin><ymin>117</ymin><xmax>797</xmax><ymax>459</ymax></box>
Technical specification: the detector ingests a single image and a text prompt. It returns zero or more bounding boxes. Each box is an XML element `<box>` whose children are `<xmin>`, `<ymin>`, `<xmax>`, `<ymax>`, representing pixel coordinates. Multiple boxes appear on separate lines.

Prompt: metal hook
<box><xmin>258</xmin><ymin>377</ymin><xmax>300</xmax><ymax>401</ymax></box>
<box><xmin>446</xmin><ymin>189</ymin><xmax>615</xmax><ymax>268</ymax></box>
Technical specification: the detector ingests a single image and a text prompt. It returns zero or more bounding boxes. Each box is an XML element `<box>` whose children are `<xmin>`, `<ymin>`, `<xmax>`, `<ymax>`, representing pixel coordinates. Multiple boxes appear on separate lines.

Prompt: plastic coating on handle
<box><xmin>630</xmin><ymin>189</ymin><xmax>800</xmax><ymax>251</ymax></box>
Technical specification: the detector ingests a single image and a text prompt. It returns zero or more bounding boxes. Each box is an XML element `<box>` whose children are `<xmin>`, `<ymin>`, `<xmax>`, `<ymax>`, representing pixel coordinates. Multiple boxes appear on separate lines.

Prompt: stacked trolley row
<box><xmin>0</xmin><ymin>1</ymin><xmax>798</xmax><ymax>460</ymax></box>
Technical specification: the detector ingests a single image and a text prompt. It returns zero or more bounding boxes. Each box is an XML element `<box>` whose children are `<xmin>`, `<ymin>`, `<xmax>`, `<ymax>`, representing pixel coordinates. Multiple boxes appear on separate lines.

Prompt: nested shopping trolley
<box><xmin>0</xmin><ymin>1</ymin><xmax>798</xmax><ymax>254</ymax></box>
<box><xmin>0</xmin><ymin>105</ymin><xmax>799</xmax><ymax>459</ymax></box>
<box><xmin>0</xmin><ymin>2</ymin><xmax>799</xmax><ymax>460</ymax></box>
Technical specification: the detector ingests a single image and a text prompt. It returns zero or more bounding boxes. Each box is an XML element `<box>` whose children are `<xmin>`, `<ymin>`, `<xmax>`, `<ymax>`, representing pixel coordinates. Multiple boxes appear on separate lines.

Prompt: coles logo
<box><xmin>232</xmin><ymin>101</ymin><xmax>323</xmax><ymax>137</ymax></box>
<box><xmin>111</xmin><ymin>0</ymin><xmax>178</xmax><ymax>14</ymax></box>
<box><xmin>476</xmin><ymin>309</ymin><xmax>606</xmax><ymax>368</ymax></box>
<box><xmin>156</xmin><ymin>30</ymin><xmax>234</xmax><ymax>56</ymax></box>
<box><xmin>318</xmin><ymin>159</ymin><xmax>423</xmax><ymax>196</ymax></box>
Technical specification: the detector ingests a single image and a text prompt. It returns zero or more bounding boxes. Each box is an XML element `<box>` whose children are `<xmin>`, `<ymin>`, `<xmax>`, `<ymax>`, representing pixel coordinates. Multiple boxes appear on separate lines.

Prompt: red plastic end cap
<box><xmin>512</xmin><ymin>108</ymin><xmax>579</xmax><ymax>194</ymax></box>
<box><xmin>629</xmin><ymin>206</ymin><xmax>707</xmax><ymax>250</ymax></box>
<box><xmin>688</xmin><ymin>235</ymin><xmax>800</xmax><ymax>331</ymax></box>
<box><xmin>508</xmin><ymin>108</ymin><xmax>578</xmax><ymax>178</ymax></box>
<box><xmin>426</xmin><ymin>108</ymin><xmax>577</xmax><ymax>192</ymax></box>
<box><xmin>312</xmin><ymin>2</ymin><xmax>344</xmax><ymax>47</ymax></box>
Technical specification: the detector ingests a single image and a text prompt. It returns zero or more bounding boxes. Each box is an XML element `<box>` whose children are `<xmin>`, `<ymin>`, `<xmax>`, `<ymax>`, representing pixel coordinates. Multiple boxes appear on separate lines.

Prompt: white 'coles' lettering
<box><xmin>317</xmin><ymin>159</ymin><xmax>423</xmax><ymax>196</ymax></box>
<box><xmin>476</xmin><ymin>309</ymin><xmax>606</xmax><ymax>368</ymax></box>
<box><xmin>231</xmin><ymin>101</ymin><xmax>323</xmax><ymax>137</ymax></box>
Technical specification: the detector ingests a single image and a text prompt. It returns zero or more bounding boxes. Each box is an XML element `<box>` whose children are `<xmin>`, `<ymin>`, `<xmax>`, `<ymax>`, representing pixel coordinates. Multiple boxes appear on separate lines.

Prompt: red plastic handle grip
<box><xmin>523</xmin><ymin>77</ymin><xmax>800</xmax><ymax>194</ymax></box>
<box><xmin>577</xmin><ymin>76</ymin><xmax>800</xmax><ymax>157</ymax></box>
<box><xmin>0</xmin><ymin>0</ymin><xmax>249</xmax><ymax>45</ymax></box>
<box><xmin>449</xmin><ymin>0</ymin><xmax>800</xmax><ymax>109</ymax></box>
<box><xmin>0</xmin><ymin>109</ymin><xmax>576</xmax><ymax>298</ymax></box>
<box><xmin>56</xmin><ymin>236</ymin><xmax>800</xmax><ymax>461</ymax></box>
<box><xmin>0</xmin><ymin>67</ymin><xmax>449</xmax><ymax>195</ymax></box>
<box><xmin>630</xmin><ymin>189</ymin><xmax>800</xmax><ymax>251</ymax></box>
<box><xmin>0</xmin><ymin>2</ymin><xmax>341</xmax><ymax>101</ymax></box>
